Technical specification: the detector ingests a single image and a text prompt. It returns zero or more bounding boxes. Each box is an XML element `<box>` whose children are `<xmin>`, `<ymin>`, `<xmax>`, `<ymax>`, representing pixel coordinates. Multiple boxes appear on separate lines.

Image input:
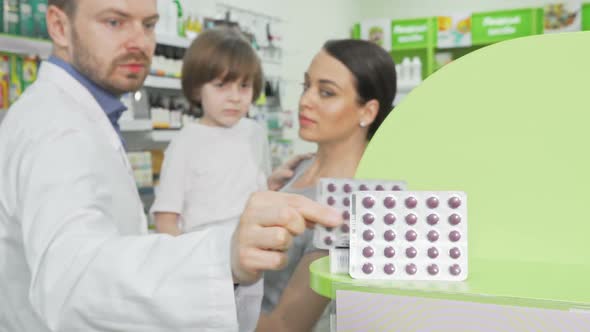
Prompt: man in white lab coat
<box><xmin>0</xmin><ymin>0</ymin><xmax>341</xmax><ymax>331</ymax></box>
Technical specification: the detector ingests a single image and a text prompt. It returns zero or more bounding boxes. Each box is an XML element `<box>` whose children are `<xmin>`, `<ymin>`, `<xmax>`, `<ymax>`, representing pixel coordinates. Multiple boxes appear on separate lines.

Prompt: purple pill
<box><xmin>427</xmin><ymin>230</ymin><xmax>439</xmax><ymax>242</ymax></box>
<box><xmin>362</xmin><ymin>263</ymin><xmax>374</xmax><ymax>274</ymax></box>
<box><xmin>343</xmin><ymin>184</ymin><xmax>352</xmax><ymax>193</ymax></box>
<box><xmin>363</xmin><ymin>230</ymin><xmax>375</xmax><ymax>242</ymax></box>
<box><xmin>448</xmin><ymin>196</ymin><xmax>462</xmax><ymax>209</ymax></box>
<box><xmin>405</xmin><ymin>214</ymin><xmax>417</xmax><ymax>225</ymax></box>
<box><xmin>362</xmin><ymin>246</ymin><xmax>374</xmax><ymax>258</ymax></box>
<box><xmin>427</xmin><ymin>264</ymin><xmax>439</xmax><ymax>276</ymax></box>
<box><xmin>405</xmin><ymin>263</ymin><xmax>417</xmax><ymax>275</ymax></box>
<box><xmin>426</xmin><ymin>196</ymin><xmax>439</xmax><ymax>209</ymax></box>
<box><xmin>342</xmin><ymin>211</ymin><xmax>350</xmax><ymax>220</ymax></box>
<box><xmin>359</xmin><ymin>184</ymin><xmax>369</xmax><ymax>191</ymax></box>
<box><xmin>324</xmin><ymin>236</ymin><xmax>333</xmax><ymax>246</ymax></box>
<box><xmin>405</xmin><ymin>197</ymin><xmax>418</xmax><ymax>209</ymax></box>
<box><xmin>363</xmin><ymin>213</ymin><xmax>375</xmax><ymax>225</ymax></box>
<box><xmin>341</xmin><ymin>224</ymin><xmax>350</xmax><ymax>233</ymax></box>
<box><xmin>384</xmin><ymin>230</ymin><xmax>396</xmax><ymax>242</ymax></box>
<box><xmin>384</xmin><ymin>263</ymin><xmax>395</xmax><ymax>275</ymax></box>
<box><xmin>405</xmin><ymin>230</ymin><xmax>417</xmax><ymax>242</ymax></box>
<box><xmin>427</xmin><ymin>247</ymin><xmax>439</xmax><ymax>258</ymax></box>
<box><xmin>375</xmin><ymin>184</ymin><xmax>385</xmax><ymax>191</ymax></box>
<box><xmin>362</xmin><ymin>196</ymin><xmax>375</xmax><ymax>209</ymax></box>
<box><xmin>449</xmin><ymin>264</ymin><xmax>462</xmax><ymax>276</ymax></box>
<box><xmin>448</xmin><ymin>214</ymin><xmax>461</xmax><ymax>225</ymax></box>
<box><xmin>405</xmin><ymin>247</ymin><xmax>417</xmax><ymax>258</ymax></box>
<box><xmin>449</xmin><ymin>247</ymin><xmax>461</xmax><ymax>259</ymax></box>
<box><xmin>384</xmin><ymin>246</ymin><xmax>396</xmax><ymax>258</ymax></box>
<box><xmin>327</xmin><ymin>183</ymin><xmax>337</xmax><ymax>192</ymax></box>
<box><xmin>383</xmin><ymin>196</ymin><xmax>396</xmax><ymax>209</ymax></box>
<box><xmin>327</xmin><ymin>196</ymin><xmax>336</xmax><ymax>206</ymax></box>
<box><xmin>384</xmin><ymin>213</ymin><xmax>396</xmax><ymax>225</ymax></box>
<box><xmin>427</xmin><ymin>214</ymin><xmax>439</xmax><ymax>225</ymax></box>
<box><xmin>392</xmin><ymin>185</ymin><xmax>402</xmax><ymax>191</ymax></box>
<box><xmin>449</xmin><ymin>231</ymin><xmax>461</xmax><ymax>242</ymax></box>
<box><xmin>342</xmin><ymin>197</ymin><xmax>350</xmax><ymax>207</ymax></box>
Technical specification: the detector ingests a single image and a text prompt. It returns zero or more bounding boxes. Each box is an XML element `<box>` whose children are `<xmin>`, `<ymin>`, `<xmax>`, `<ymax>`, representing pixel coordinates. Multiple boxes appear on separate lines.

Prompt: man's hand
<box><xmin>231</xmin><ymin>191</ymin><xmax>341</xmax><ymax>284</ymax></box>
<box><xmin>267</xmin><ymin>153</ymin><xmax>314</xmax><ymax>191</ymax></box>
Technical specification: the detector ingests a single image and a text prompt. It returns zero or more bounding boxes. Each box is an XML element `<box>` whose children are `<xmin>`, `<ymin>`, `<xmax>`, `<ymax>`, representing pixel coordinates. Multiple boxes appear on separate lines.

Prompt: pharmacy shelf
<box><xmin>151</xmin><ymin>129</ymin><xmax>180</xmax><ymax>142</ymax></box>
<box><xmin>120</xmin><ymin>119</ymin><xmax>152</xmax><ymax>132</ymax></box>
<box><xmin>398</xmin><ymin>82</ymin><xmax>421</xmax><ymax>92</ymax></box>
<box><xmin>0</xmin><ymin>34</ymin><xmax>52</xmax><ymax>58</ymax></box>
<box><xmin>156</xmin><ymin>34</ymin><xmax>194</xmax><ymax>48</ymax></box>
<box><xmin>144</xmin><ymin>75</ymin><xmax>181</xmax><ymax>90</ymax></box>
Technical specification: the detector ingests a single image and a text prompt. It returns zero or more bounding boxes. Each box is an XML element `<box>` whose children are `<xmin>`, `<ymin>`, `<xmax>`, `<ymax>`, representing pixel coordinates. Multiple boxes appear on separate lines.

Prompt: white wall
<box><xmin>182</xmin><ymin>0</ymin><xmax>360</xmax><ymax>155</ymax></box>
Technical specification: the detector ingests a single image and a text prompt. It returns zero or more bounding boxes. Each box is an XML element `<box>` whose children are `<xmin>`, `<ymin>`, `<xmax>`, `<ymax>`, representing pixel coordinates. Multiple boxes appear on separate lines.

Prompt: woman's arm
<box><xmin>154</xmin><ymin>212</ymin><xmax>181</xmax><ymax>236</ymax></box>
<box><xmin>267</xmin><ymin>153</ymin><xmax>315</xmax><ymax>191</ymax></box>
<box><xmin>256</xmin><ymin>250</ymin><xmax>329</xmax><ymax>332</ymax></box>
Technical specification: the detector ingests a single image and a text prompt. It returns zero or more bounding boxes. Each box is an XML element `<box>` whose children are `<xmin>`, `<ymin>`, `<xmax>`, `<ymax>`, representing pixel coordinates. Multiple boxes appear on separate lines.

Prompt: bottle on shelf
<box><xmin>399</xmin><ymin>57</ymin><xmax>411</xmax><ymax>88</ymax></box>
<box><xmin>410</xmin><ymin>56</ymin><xmax>422</xmax><ymax>86</ymax></box>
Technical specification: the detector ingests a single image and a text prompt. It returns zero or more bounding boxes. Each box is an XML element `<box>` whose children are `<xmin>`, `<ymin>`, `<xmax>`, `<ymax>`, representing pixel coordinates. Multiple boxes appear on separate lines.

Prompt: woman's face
<box><xmin>299</xmin><ymin>50</ymin><xmax>366</xmax><ymax>143</ymax></box>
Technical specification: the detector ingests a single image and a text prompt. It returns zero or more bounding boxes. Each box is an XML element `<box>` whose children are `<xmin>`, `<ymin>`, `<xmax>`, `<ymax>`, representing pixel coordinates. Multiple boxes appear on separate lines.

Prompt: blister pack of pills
<box><xmin>314</xmin><ymin>178</ymin><xmax>407</xmax><ymax>249</ymax></box>
<box><xmin>349</xmin><ymin>191</ymin><xmax>468</xmax><ymax>281</ymax></box>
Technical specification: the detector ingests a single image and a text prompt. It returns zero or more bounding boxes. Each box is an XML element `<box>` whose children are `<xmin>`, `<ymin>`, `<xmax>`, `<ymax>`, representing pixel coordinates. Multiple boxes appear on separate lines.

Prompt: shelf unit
<box><xmin>144</xmin><ymin>75</ymin><xmax>182</xmax><ymax>90</ymax></box>
<box><xmin>353</xmin><ymin>3</ymin><xmax>590</xmax><ymax>98</ymax></box>
<box><xmin>151</xmin><ymin>129</ymin><xmax>180</xmax><ymax>142</ymax></box>
<box><xmin>156</xmin><ymin>34</ymin><xmax>195</xmax><ymax>48</ymax></box>
<box><xmin>120</xmin><ymin>119</ymin><xmax>152</xmax><ymax>132</ymax></box>
<box><xmin>0</xmin><ymin>33</ymin><xmax>52</xmax><ymax>58</ymax></box>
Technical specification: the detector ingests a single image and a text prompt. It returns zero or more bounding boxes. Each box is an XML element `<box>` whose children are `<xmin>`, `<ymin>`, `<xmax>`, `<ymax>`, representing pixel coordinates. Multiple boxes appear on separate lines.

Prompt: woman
<box><xmin>258</xmin><ymin>39</ymin><xmax>397</xmax><ymax>331</ymax></box>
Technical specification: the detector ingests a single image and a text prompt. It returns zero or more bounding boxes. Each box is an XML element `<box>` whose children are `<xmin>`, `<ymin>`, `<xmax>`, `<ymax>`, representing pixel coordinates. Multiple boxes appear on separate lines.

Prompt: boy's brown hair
<box><xmin>182</xmin><ymin>28</ymin><xmax>263</xmax><ymax>107</ymax></box>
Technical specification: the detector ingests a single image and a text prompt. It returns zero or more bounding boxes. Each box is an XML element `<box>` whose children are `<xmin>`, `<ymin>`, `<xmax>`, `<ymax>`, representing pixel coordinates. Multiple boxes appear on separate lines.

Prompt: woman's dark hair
<box><xmin>182</xmin><ymin>27</ymin><xmax>263</xmax><ymax>107</ymax></box>
<box><xmin>323</xmin><ymin>39</ymin><xmax>397</xmax><ymax>140</ymax></box>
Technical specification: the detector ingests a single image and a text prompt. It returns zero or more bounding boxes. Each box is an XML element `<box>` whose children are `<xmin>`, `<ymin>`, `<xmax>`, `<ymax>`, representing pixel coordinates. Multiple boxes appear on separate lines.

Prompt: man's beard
<box><xmin>70</xmin><ymin>29</ymin><xmax>150</xmax><ymax>95</ymax></box>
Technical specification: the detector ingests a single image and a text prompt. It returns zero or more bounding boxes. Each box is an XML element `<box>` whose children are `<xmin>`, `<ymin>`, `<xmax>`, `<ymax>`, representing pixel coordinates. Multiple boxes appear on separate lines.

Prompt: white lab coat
<box><xmin>0</xmin><ymin>62</ymin><xmax>252</xmax><ymax>331</ymax></box>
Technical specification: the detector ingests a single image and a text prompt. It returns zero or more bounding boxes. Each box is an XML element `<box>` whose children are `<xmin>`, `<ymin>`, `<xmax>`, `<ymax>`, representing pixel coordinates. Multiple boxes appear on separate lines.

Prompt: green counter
<box><xmin>311</xmin><ymin>256</ymin><xmax>590</xmax><ymax>311</ymax></box>
<box><xmin>310</xmin><ymin>32</ymin><xmax>590</xmax><ymax>323</ymax></box>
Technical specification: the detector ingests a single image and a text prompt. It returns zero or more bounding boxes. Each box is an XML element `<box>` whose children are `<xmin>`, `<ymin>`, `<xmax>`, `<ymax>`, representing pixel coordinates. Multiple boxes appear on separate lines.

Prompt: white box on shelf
<box><xmin>144</xmin><ymin>75</ymin><xmax>181</xmax><ymax>90</ymax></box>
<box><xmin>156</xmin><ymin>34</ymin><xmax>194</xmax><ymax>48</ymax></box>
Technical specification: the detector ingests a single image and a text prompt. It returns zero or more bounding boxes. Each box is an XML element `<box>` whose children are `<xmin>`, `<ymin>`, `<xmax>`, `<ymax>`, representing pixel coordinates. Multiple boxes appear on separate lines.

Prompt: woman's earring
<box><xmin>360</xmin><ymin>121</ymin><xmax>367</xmax><ymax>128</ymax></box>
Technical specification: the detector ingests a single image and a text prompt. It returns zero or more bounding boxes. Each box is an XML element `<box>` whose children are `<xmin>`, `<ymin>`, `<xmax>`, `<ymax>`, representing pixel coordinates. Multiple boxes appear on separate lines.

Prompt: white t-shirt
<box><xmin>151</xmin><ymin>118</ymin><xmax>271</xmax><ymax>332</ymax></box>
<box><xmin>151</xmin><ymin>118</ymin><xmax>271</xmax><ymax>231</ymax></box>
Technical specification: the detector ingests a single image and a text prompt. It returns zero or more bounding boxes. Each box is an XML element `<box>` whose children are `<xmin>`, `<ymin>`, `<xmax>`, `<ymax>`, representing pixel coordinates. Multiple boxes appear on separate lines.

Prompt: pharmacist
<box><xmin>0</xmin><ymin>0</ymin><xmax>341</xmax><ymax>331</ymax></box>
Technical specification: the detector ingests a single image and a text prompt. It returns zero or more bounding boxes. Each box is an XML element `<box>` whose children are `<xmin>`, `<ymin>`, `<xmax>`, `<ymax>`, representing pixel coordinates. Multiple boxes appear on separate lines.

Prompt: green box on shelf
<box><xmin>33</xmin><ymin>0</ymin><xmax>48</xmax><ymax>38</ymax></box>
<box><xmin>472</xmin><ymin>8</ymin><xmax>542</xmax><ymax>45</ymax></box>
<box><xmin>5</xmin><ymin>0</ymin><xmax>20</xmax><ymax>34</ymax></box>
<box><xmin>1</xmin><ymin>0</ymin><xmax>4</xmax><ymax>33</ymax></box>
<box><xmin>19</xmin><ymin>0</ymin><xmax>34</xmax><ymax>37</ymax></box>
<box><xmin>351</xmin><ymin>23</ymin><xmax>361</xmax><ymax>39</ymax></box>
<box><xmin>391</xmin><ymin>18</ymin><xmax>435</xmax><ymax>50</ymax></box>
<box><xmin>583</xmin><ymin>3</ymin><xmax>590</xmax><ymax>31</ymax></box>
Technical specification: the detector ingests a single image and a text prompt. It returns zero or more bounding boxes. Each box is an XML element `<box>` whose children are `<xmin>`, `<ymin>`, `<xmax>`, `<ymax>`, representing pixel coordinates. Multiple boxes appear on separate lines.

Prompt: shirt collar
<box><xmin>48</xmin><ymin>56</ymin><xmax>127</xmax><ymax>119</ymax></box>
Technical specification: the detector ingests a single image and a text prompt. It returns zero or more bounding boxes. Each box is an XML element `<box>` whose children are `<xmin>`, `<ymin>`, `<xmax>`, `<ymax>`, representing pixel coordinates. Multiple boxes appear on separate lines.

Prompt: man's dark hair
<box><xmin>48</xmin><ymin>0</ymin><xmax>77</xmax><ymax>17</ymax></box>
